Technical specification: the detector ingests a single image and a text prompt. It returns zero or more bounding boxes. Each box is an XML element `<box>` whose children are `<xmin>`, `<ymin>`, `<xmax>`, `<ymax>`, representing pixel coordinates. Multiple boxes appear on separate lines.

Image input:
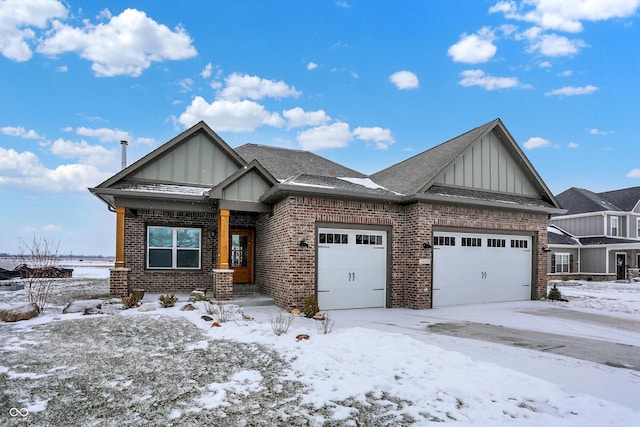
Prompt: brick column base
<box><xmin>212</xmin><ymin>269</ymin><xmax>234</xmax><ymax>301</ymax></box>
<box><xmin>109</xmin><ymin>268</ymin><xmax>130</xmax><ymax>298</ymax></box>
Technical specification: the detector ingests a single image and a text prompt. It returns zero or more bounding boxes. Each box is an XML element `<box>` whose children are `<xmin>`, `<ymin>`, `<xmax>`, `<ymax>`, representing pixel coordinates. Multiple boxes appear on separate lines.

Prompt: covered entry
<box><xmin>317</xmin><ymin>227</ymin><xmax>388</xmax><ymax>309</ymax></box>
<box><xmin>230</xmin><ymin>229</ymin><xmax>254</xmax><ymax>284</ymax></box>
<box><xmin>432</xmin><ymin>230</ymin><xmax>533</xmax><ymax>307</ymax></box>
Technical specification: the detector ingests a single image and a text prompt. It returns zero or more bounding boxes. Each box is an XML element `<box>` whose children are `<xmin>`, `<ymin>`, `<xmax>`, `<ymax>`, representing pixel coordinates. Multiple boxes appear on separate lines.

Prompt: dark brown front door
<box><xmin>230</xmin><ymin>229</ymin><xmax>254</xmax><ymax>284</ymax></box>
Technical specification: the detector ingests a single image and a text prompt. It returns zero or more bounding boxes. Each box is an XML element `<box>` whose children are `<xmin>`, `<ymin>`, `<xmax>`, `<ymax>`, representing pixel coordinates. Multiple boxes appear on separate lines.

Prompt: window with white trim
<box><xmin>147</xmin><ymin>226</ymin><xmax>201</xmax><ymax>269</ymax></box>
<box><xmin>611</xmin><ymin>216</ymin><xmax>619</xmax><ymax>236</ymax></box>
<box><xmin>636</xmin><ymin>218</ymin><xmax>640</xmax><ymax>239</ymax></box>
<box><xmin>555</xmin><ymin>253</ymin><xmax>570</xmax><ymax>273</ymax></box>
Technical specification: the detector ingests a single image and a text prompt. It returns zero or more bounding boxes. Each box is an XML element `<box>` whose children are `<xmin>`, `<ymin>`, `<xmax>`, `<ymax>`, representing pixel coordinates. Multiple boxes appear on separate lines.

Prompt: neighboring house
<box><xmin>90</xmin><ymin>118</ymin><xmax>563</xmax><ymax>310</ymax></box>
<box><xmin>548</xmin><ymin>187</ymin><xmax>640</xmax><ymax>281</ymax></box>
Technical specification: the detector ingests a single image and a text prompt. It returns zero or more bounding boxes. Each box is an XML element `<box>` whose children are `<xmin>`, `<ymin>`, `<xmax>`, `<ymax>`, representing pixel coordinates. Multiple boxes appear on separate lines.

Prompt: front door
<box><xmin>616</xmin><ymin>253</ymin><xmax>626</xmax><ymax>280</ymax></box>
<box><xmin>230</xmin><ymin>229</ymin><xmax>254</xmax><ymax>284</ymax></box>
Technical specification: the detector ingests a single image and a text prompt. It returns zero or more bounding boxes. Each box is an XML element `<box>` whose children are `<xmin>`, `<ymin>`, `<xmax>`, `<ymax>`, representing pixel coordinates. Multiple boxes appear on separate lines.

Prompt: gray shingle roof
<box><xmin>370</xmin><ymin>119</ymin><xmax>498</xmax><ymax>194</ymax></box>
<box><xmin>235</xmin><ymin>144</ymin><xmax>366</xmax><ymax>181</ymax></box>
<box><xmin>555</xmin><ymin>186</ymin><xmax>640</xmax><ymax>215</ymax></box>
<box><xmin>599</xmin><ymin>186</ymin><xmax>640</xmax><ymax>212</ymax></box>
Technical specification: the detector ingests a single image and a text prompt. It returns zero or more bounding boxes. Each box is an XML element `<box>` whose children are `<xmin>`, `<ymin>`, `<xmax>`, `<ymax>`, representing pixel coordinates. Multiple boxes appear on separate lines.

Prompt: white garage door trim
<box><xmin>317</xmin><ymin>227</ymin><xmax>388</xmax><ymax>310</ymax></box>
<box><xmin>432</xmin><ymin>230</ymin><xmax>533</xmax><ymax>307</ymax></box>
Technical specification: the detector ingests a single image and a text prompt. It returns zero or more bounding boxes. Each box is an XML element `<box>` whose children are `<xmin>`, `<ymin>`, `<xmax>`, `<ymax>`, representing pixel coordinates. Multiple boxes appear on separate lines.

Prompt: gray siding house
<box><xmin>90</xmin><ymin>118</ymin><xmax>563</xmax><ymax>310</ymax></box>
<box><xmin>548</xmin><ymin>187</ymin><xmax>640</xmax><ymax>280</ymax></box>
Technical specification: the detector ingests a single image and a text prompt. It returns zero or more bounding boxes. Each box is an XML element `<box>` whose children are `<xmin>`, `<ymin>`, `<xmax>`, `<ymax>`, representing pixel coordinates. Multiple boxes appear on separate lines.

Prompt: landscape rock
<box><xmin>138</xmin><ymin>303</ymin><xmax>157</xmax><ymax>312</ymax></box>
<box><xmin>180</xmin><ymin>303</ymin><xmax>197</xmax><ymax>311</ymax></box>
<box><xmin>62</xmin><ymin>299</ymin><xmax>104</xmax><ymax>314</ymax></box>
<box><xmin>0</xmin><ymin>303</ymin><xmax>40</xmax><ymax>322</ymax></box>
<box><xmin>189</xmin><ymin>290</ymin><xmax>207</xmax><ymax>302</ymax></box>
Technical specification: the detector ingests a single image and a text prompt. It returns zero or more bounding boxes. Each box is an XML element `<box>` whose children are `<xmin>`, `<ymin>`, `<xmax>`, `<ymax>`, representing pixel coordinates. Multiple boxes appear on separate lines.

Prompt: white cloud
<box><xmin>567</xmin><ymin>142</ymin><xmax>579</xmax><ymax>148</ymax></box>
<box><xmin>297</xmin><ymin>123</ymin><xmax>352</xmax><ymax>150</ymax></box>
<box><xmin>389</xmin><ymin>71</ymin><xmax>419</xmax><ymax>90</ymax></box>
<box><xmin>539</xmin><ymin>61</ymin><xmax>552</xmax><ymax>68</ymax></box>
<box><xmin>75</xmin><ymin>127</ymin><xmax>131</xmax><ymax>143</ymax></box>
<box><xmin>491</xmin><ymin>0</ymin><xmax>640</xmax><ymax>33</ymax></box>
<box><xmin>448</xmin><ymin>28</ymin><xmax>497</xmax><ymax>64</ymax></box>
<box><xmin>217</xmin><ymin>73</ymin><xmax>301</xmax><ymax>101</ymax></box>
<box><xmin>50</xmin><ymin>138</ymin><xmax>115</xmax><ymax>166</ymax></box>
<box><xmin>353</xmin><ymin>127</ymin><xmax>395</xmax><ymax>149</ymax></box>
<box><xmin>307</xmin><ymin>62</ymin><xmax>318</xmax><ymax>70</ymax></box>
<box><xmin>523</xmin><ymin>136</ymin><xmax>551</xmax><ymax>149</ymax></box>
<box><xmin>627</xmin><ymin>168</ymin><xmax>640</xmax><ymax>178</ymax></box>
<box><xmin>201</xmin><ymin>63</ymin><xmax>213</xmax><ymax>78</ymax></box>
<box><xmin>283</xmin><ymin>107</ymin><xmax>331</xmax><ymax>128</ymax></box>
<box><xmin>0</xmin><ymin>0</ymin><xmax>67</xmax><ymax>61</ymax></box>
<box><xmin>178</xmin><ymin>78</ymin><xmax>193</xmax><ymax>92</ymax></box>
<box><xmin>1</xmin><ymin>125</ymin><xmax>44</xmax><ymax>140</ymax></box>
<box><xmin>588</xmin><ymin>128</ymin><xmax>613</xmax><ymax>135</ymax></box>
<box><xmin>458</xmin><ymin>69</ymin><xmax>522</xmax><ymax>90</ymax></box>
<box><xmin>0</xmin><ymin>146</ymin><xmax>110</xmax><ymax>191</ymax></box>
<box><xmin>178</xmin><ymin>97</ymin><xmax>285</xmax><ymax>132</ymax></box>
<box><xmin>56</xmin><ymin>65</ymin><xmax>67</xmax><ymax>72</ymax></box>
<box><xmin>527</xmin><ymin>33</ymin><xmax>586</xmax><ymax>57</ymax></box>
<box><xmin>42</xmin><ymin>224</ymin><xmax>62</xmax><ymax>232</ymax></box>
<box><xmin>545</xmin><ymin>85</ymin><xmax>598</xmax><ymax>96</ymax></box>
<box><xmin>37</xmin><ymin>8</ymin><xmax>197</xmax><ymax>77</ymax></box>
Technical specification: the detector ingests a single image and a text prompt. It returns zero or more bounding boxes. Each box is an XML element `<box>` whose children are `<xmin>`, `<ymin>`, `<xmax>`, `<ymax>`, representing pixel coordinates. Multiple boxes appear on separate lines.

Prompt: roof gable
<box><xmin>371</xmin><ymin>118</ymin><xmax>558</xmax><ymax>206</ymax></box>
<box><xmin>235</xmin><ymin>143</ymin><xmax>366</xmax><ymax>181</ymax></box>
<box><xmin>96</xmin><ymin>121</ymin><xmax>246</xmax><ymax>190</ymax></box>
<box><xmin>208</xmin><ymin>160</ymin><xmax>278</xmax><ymax>203</ymax></box>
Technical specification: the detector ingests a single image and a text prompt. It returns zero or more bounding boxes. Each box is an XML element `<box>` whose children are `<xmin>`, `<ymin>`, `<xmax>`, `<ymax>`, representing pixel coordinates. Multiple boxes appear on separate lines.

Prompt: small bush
<box><xmin>316</xmin><ymin>311</ymin><xmax>334</xmax><ymax>335</ymax></box>
<box><xmin>271</xmin><ymin>312</ymin><xmax>294</xmax><ymax>336</ymax></box>
<box><xmin>302</xmin><ymin>294</ymin><xmax>319</xmax><ymax>318</ymax></box>
<box><xmin>121</xmin><ymin>294</ymin><xmax>141</xmax><ymax>309</ymax></box>
<box><xmin>158</xmin><ymin>294</ymin><xmax>178</xmax><ymax>308</ymax></box>
<box><xmin>548</xmin><ymin>285</ymin><xmax>562</xmax><ymax>301</ymax></box>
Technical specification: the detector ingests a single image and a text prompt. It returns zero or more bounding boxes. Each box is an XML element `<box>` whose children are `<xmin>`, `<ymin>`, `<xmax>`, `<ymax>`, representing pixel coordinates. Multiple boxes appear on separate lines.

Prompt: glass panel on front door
<box><xmin>231</xmin><ymin>234</ymin><xmax>248</xmax><ymax>267</ymax></box>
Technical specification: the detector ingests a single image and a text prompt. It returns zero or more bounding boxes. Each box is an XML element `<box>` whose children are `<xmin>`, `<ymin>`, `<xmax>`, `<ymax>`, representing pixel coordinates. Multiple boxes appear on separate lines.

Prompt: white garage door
<box><xmin>432</xmin><ymin>231</ymin><xmax>532</xmax><ymax>307</ymax></box>
<box><xmin>317</xmin><ymin>228</ymin><xmax>387</xmax><ymax>310</ymax></box>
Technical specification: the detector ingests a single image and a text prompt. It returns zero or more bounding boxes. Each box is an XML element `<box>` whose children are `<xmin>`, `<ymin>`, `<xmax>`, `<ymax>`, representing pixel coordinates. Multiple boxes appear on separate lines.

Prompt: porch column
<box><xmin>115</xmin><ymin>206</ymin><xmax>126</xmax><ymax>268</ymax></box>
<box><xmin>218</xmin><ymin>209</ymin><xmax>230</xmax><ymax>269</ymax></box>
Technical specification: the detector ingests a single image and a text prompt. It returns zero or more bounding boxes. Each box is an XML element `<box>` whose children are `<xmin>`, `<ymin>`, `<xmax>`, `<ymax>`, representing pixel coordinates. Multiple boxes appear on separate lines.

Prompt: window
<box><xmin>555</xmin><ymin>253</ymin><xmax>570</xmax><ymax>273</ymax></box>
<box><xmin>147</xmin><ymin>226</ymin><xmax>201</xmax><ymax>269</ymax></box>
<box><xmin>434</xmin><ymin>236</ymin><xmax>455</xmax><ymax>246</ymax></box>
<box><xmin>637</xmin><ymin>218</ymin><xmax>640</xmax><ymax>239</ymax></box>
<box><xmin>487</xmin><ymin>238</ymin><xmax>506</xmax><ymax>248</ymax></box>
<box><xmin>356</xmin><ymin>234</ymin><xmax>383</xmax><ymax>245</ymax></box>
<box><xmin>319</xmin><ymin>233</ymin><xmax>348</xmax><ymax>244</ymax></box>
<box><xmin>461</xmin><ymin>237</ymin><xmax>482</xmax><ymax>247</ymax></box>
<box><xmin>511</xmin><ymin>239</ymin><xmax>528</xmax><ymax>248</ymax></box>
<box><xmin>611</xmin><ymin>216</ymin><xmax>619</xmax><ymax>236</ymax></box>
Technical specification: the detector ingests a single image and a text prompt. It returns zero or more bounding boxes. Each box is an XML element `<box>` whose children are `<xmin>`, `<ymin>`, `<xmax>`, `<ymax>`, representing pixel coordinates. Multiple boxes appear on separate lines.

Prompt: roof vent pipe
<box><xmin>120</xmin><ymin>140</ymin><xmax>128</xmax><ymax>170</ymax></box>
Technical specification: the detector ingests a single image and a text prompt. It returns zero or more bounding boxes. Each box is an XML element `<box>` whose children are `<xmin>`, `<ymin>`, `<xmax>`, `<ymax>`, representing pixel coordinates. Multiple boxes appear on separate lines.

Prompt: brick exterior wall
<box><xmin>213</xmin><ymin>269</ymin><xmax>234</xmax><ymax>300</ymax></box>
<box><xmin>255</xmin><ymin>196</ymin><xmax>549</xmax><ymax>310</ymax></box>
<box><xmin>112</xmin><ymin>209</ymin><xmax>258</xmax><ymax>296</ymax></box>
<box><xmin>119</xmin><ymin>210</ymin><xmax>217</xmax><ymax>294</ymax></box>
<box><xmin>113</xmin><ymin>198</ymin><xmax>549</xmax><ymax>310</ymax></box>
<box><xmin>109</xmin><ymin>268</ymin><xmax>130</xmax><ymax>297</ymax></box>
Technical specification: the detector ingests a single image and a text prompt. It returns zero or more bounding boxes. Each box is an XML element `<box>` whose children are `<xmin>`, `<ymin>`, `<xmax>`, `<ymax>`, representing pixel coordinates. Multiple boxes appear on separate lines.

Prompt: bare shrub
<box><xmin>271</xmin><ymin>312</ymin><xmax>294</xmax><ymax>336</ymax></box>
<box><xmin>316</xmin><ymin>311</ymin><xmax>334</xmax><ymax>335</ymax></box>
<box><xmin>19</xmin><ymin>235</ymin><xmax>60</xmax><ymax>315</ymax></box>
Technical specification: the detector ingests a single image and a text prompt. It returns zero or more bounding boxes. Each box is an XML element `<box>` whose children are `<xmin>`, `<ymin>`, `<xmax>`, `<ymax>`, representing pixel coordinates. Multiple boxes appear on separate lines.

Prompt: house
<box><xmin>548</xmin><ymin>186</ymin><xmax>640</xmax><ymax>281</ymax></box>
<box><xmin>89</xmin><ymin>118</ymin><xmax>563</xmax><ymax>310</ymax></box>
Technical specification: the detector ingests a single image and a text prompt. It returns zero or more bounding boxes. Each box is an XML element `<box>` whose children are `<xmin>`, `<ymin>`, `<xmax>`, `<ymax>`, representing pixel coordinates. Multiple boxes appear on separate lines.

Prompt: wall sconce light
<box><xmin>423</xmin><ymin>242</ymin><xmax>432</xmax><ymax>249</ymax></box>
<box><xmin>299</xmin><ymin>239</ymin><xmax>309</xmax><ymax>248</ymax></box>
<box><xmin>542</xmin><ymin>246</ymin><xmax>551</xmax><ymax>252</ymax></box>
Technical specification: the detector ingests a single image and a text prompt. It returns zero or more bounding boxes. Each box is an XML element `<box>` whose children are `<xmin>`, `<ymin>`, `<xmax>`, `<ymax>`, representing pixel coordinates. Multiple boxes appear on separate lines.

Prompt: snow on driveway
<box><xmin>1</xmin><ymin>272</ymin><xmax>639</xmax><ymax>426</ymax></box>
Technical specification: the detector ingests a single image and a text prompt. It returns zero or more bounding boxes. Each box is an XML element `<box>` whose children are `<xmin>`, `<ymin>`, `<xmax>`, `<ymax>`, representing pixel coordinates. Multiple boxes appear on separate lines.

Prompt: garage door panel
<box><xmin>317</xmin><ymin>228</ymin><xmax>387</xmax><ymax>310</ymax></box>
<box><xmin>433</xmin><ymin>231</ymin><xmax>532</xmax><ymax>307</ymax></box>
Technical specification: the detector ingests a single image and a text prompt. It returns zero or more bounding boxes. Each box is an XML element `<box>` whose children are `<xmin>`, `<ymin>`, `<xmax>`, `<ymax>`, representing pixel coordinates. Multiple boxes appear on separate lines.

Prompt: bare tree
<box><xmin>19</xmin><ymin>235</ymin><xmax>60</xmax><ymax>315</ymax></box>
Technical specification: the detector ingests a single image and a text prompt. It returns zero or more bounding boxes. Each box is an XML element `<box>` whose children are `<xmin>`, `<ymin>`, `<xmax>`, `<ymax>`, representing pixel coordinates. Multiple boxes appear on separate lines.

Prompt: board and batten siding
<box><xmin>434</xmin><ymin>131</ymin><xmax>538</xmax><ymax>196</ymax></box>
<box><xmin>551</xmin><ymin>215</ymin><xmax>604</xmax><ymax>237</ymax></box>
<box><xmin>132</xmin><ymin>132</ymin><xmax>240</xmax><ymax>186</ymax></box>
<box><xmin>222</xmin><ymin>171</ymin><xmax>272</xmax><ymax>203</ymax></box>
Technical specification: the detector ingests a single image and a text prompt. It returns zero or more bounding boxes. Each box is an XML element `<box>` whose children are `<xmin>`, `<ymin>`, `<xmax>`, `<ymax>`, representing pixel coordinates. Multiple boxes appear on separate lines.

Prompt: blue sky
<box><xmin>1</xmin><ymin>0</ymin><xmax>639</xmax><ymax>256</ymax></box>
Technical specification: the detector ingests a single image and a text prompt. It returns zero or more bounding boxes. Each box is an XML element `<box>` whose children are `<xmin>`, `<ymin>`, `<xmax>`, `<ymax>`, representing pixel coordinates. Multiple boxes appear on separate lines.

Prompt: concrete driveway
<box><xmin>426</xmin><ymin>307</ymin><xmax>640</xmax><ymax>371</ymax></box>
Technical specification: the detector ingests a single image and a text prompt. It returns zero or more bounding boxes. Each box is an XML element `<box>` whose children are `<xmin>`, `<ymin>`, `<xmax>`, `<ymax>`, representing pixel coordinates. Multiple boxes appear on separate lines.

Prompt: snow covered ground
<box><xmin>1</xmin><ymin>264</ymin><xmax>639</xmax><ymax>426</ymax></box>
